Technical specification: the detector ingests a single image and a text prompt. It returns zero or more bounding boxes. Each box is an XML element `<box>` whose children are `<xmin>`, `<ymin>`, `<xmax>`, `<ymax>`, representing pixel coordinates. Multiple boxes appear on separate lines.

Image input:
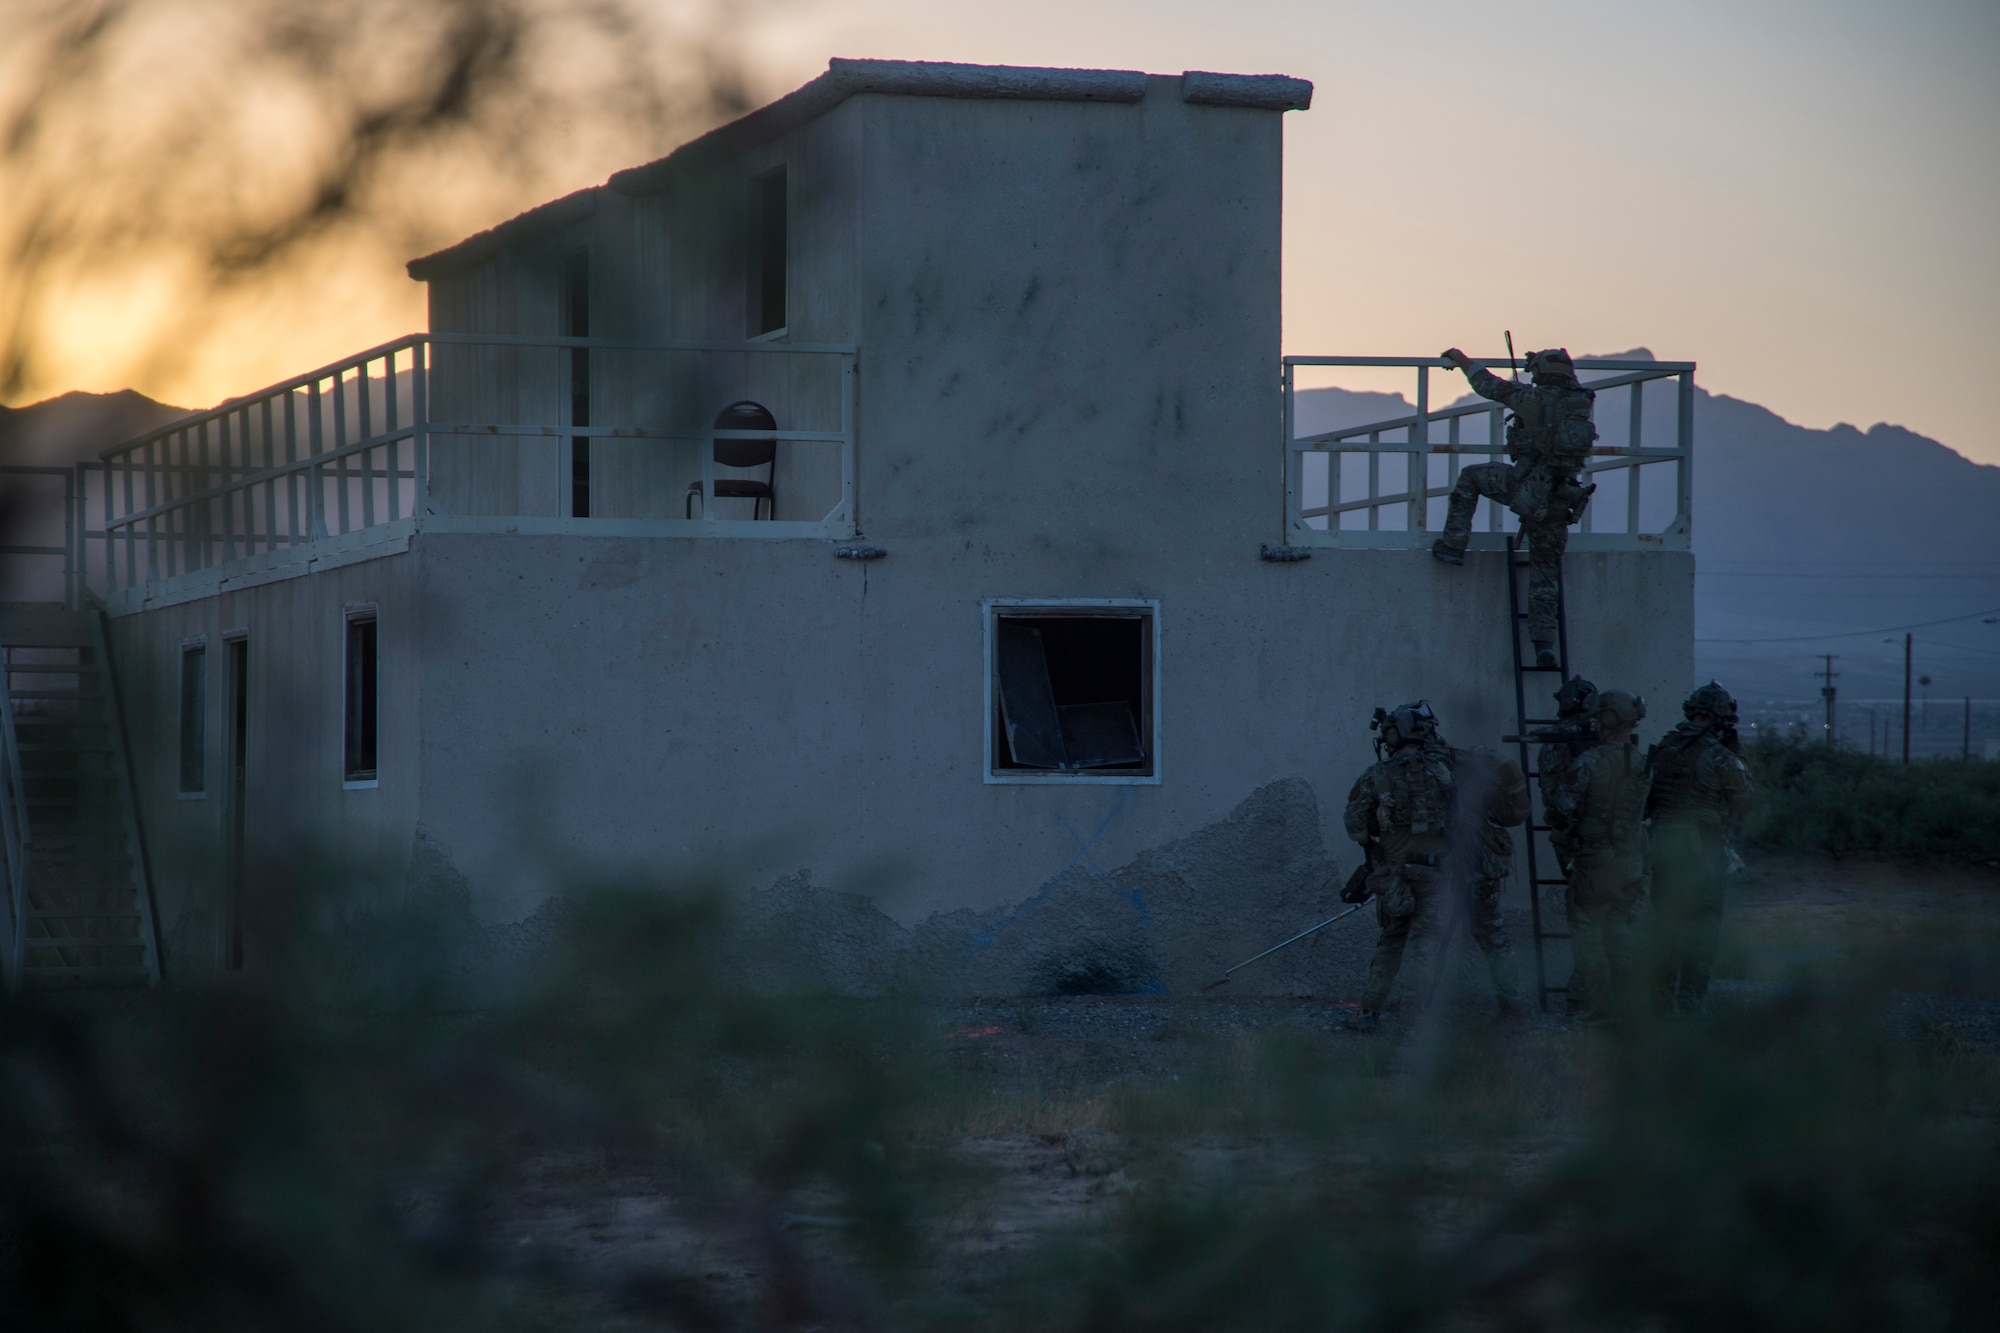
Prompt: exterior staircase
<box><xmin>0</xmin><ymin>607</ymin><xmax>162</xmax><ymax>989</ymax></box>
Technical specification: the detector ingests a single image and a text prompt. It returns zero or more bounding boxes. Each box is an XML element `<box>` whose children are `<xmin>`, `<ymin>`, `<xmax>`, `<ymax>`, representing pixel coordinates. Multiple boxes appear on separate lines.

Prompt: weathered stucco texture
<box><xmin>94</xmin><ymin>66</ymin><xmax>1694</xmax><ymax>997</ymax></box>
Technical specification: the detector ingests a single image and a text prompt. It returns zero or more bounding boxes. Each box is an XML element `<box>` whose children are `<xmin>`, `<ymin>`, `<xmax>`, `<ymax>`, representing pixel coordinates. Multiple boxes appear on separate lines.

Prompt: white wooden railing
<box><xmin>1282</xmin><ymin>355</ymin><xmax>1694</xmax><ymax>550</ymax></box>
<box><xmin>76</xmin><ymin>334</ymin><xmax>859</xmax><ymax>604</ymax></box>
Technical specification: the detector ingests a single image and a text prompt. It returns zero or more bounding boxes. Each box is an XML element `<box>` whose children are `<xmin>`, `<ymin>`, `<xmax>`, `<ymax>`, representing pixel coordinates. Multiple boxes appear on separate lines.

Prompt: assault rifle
<box><xmin>1503</xmin><ymin>718</ymin><xmax>1598</xmax><ymax>748</ymax></box>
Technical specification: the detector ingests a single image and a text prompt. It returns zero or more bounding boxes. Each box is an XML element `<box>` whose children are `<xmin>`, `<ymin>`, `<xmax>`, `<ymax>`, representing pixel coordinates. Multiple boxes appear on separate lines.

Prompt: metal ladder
<box><xmin>1502</xmin><ymin>534</ymin><xmax>1573</xmax><ymax>1013</ymax></box>
<box><xmin>0</xmin><ymin>608</ymin><xmax>162</xmax><ymax>990</ymax></box>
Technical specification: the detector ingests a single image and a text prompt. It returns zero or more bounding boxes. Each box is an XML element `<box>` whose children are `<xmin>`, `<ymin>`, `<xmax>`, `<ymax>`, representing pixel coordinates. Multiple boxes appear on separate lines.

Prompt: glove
<box><xmin>1339</xmin><ymin>862</ymin><xmax>1371</xmax><ymax>904</ymax></box>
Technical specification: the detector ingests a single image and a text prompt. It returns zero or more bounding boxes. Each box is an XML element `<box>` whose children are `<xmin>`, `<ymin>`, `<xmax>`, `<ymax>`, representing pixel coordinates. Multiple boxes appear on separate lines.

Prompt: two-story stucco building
<box><xmin>4</xmin><ymin>59</ymin><xmax>1696</xmax><ymax>1000</ymax></box>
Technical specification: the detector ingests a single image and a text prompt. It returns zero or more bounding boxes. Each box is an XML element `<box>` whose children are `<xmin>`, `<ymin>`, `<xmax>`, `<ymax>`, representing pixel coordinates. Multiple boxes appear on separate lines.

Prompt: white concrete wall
<box><xmin>409</xmin><ymin>534</ymin><xmax>1692</xmax><ymax>932</ymax></box>
<box><xmin>97</xmin><ymin>73</ymin><xmax>1699</xmax><ymax>998</ymax></box>
<box><xmin>106</xmin><ymin>556</ymin><xmax>424</xmax><ymax>979</ymax></box>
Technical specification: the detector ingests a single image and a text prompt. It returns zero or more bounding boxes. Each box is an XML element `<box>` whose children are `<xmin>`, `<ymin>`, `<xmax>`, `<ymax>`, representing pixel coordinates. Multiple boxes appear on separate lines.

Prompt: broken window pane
<box><xmin>992</xmin><ymin>610</ymin><xmax>1152</xmax><ymax>776</ymax></box>
<box><xmin>996</xmin><ymin>620</ymin><xmax>1067</xmax><ymax>769</ymax></box>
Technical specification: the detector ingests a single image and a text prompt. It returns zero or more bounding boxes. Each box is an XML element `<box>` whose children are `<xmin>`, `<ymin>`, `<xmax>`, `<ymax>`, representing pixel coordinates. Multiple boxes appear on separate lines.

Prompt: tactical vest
<box><xmin>1375</xmin><ymin>751</ymin><xmax>1453</xmax><ymax>862</ymax></box>
<box><xmin>1574</xmin><ymin>744</ymin><xmax>1649</xmax><ymax>851</ymax></box>
<box><xmin>1646</xmin><ymin>725</ymin><xmax>1731</xmax><ymax>823</ymax></box>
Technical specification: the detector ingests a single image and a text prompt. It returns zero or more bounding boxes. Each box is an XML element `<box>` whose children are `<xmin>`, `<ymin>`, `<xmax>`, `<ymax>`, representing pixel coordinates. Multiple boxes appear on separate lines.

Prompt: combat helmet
<box><xmin>1553</xmin><ymin>675</ymin><xmax>1599</xmax><ymax>719</ymax></box>
<box><xmin>1595</xmin><ymin>689</ymin><xmax>1647</xmax><ymax>731</ymax></box>
<box><xmin>1682</xmin><ymin>680</ymin><xmax>1738</xmax><ymax>725</ymax></box>
<box><xmin>1525</xmin><ymin>348</ymin><xmax>1578</xmax><ymax>384</ymax></box>
<box><xmin>1372</xmin><ymin>700</ymin><xmax>1440</xmax><ymax>753</ymax></box>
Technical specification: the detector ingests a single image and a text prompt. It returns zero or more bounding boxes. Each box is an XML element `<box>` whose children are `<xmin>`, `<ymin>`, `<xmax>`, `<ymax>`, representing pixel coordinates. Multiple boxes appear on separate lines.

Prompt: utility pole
<box><xmin>1902</xmin><ymin>633</ymin><xmax>1914</xmax><ymax>764</ymax></box>
<box><xmin>1967</xmin><ymin>697</ymin><xmax>1974</xmax><ymax>762</ymax></box>
<box><xmin>1818</xmin><ymin>654</ymin><xmax>1838</xmax><ymax>745</ymax></box>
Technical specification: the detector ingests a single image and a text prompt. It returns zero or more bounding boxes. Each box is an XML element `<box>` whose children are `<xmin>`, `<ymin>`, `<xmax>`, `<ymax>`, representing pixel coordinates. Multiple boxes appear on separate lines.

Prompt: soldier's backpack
<box><xmin>1576</xmin><ymin>745</ymin><xmax>1650</xmax><ymax>851</ymax></box>
<box><xmin>1545</xmin><ymin>384</ymin><xmax>1598</xmax><ymax>472</ymax></box>
<box><xmin>1377</xmin><ymin>751</ymin><xmax>1453</xmax><ymax>840</ymax></box>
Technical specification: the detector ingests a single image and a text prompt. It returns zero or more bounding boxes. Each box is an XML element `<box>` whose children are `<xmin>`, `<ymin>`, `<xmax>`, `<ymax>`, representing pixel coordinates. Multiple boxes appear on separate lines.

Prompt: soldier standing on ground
<box><xmin>1537</xmin><ymin>675</ymin><xmax>1599</xmax><ymax>1007</ymax></box>
<box><xmin>1343</xmin><ymin>702</ymin><xmax>1456</xmax><ymax>1030</ymax></box>
<box><xmin>1549</xmin><ymin>690</ymin><xmax>1652</xmax><ymax>1025</ymax></box>
<box><xmin>1432</xmin><ymin>347</ymin><xmax>1598</xmax><ymax>669</ymax></box>
<box><xmin>1426</xmin><ymin>727</ymin><xmax>1530</xmax><ymax>1019</ymax></box>
<box><xmin>1646</xmin><ymin>681</ymin><xmax>1755</xmax><ymax>1014</ymax></box>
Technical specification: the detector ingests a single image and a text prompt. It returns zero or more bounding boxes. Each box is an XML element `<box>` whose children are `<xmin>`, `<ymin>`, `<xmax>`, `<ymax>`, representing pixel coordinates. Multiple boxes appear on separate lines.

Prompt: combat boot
<box><xmin>1533</xmin><ymin>640</ymin><xmax>1558</xmax><ymax>670</ymax></box>
<box><xmin>1343</xmin><ymin>1009</ymin><xmax>1381</xmax><ymax>1033</ymax></box>
<box><xmin>1431</xmin><ymin>539</ymin><xmax>1464</xmax><ymax>567</ymax></box>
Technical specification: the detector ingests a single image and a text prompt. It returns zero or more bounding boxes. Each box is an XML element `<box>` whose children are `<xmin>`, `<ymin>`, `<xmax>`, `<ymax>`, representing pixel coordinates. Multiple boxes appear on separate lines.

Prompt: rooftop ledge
<box><xmin>406</xmin><ymin>58</ymin><xmax>1312</xmax><ymax>282</ymax></box>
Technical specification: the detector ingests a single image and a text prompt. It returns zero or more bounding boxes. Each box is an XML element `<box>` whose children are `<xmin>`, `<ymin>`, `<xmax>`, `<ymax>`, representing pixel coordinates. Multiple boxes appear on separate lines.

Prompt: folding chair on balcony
<box><xmin>686</xmin><ymin>400</ymin><xmax>778</xmax><ymax>520</ymax></box>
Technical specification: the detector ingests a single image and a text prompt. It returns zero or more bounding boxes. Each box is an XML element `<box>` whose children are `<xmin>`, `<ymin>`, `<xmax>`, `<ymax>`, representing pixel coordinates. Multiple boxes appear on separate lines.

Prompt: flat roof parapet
<box><xmin>408</xmin><ymin>57</ymin><xmax>1311</xmax><ymax>281</ymax></box>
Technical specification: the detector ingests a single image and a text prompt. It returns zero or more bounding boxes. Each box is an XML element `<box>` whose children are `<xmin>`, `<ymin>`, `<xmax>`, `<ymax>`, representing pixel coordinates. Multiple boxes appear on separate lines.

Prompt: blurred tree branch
<box><xmin>0</xmin><ymin>0</ymin><xmax>762</xmax><ymax>404</ymax></box>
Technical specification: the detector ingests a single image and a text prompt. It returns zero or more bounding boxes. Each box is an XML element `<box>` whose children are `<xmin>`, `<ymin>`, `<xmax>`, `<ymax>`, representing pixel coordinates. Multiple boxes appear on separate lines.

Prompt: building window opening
<box><xmin>222</xmin><ymin>635</ymin><xmax>247</xmax><ymax>971</ymax></box>
<box><xmin>178</xmin><ymin>642</ymin><xmax>205</xmax><ymax>794</ymax></box>
<box><xmin>565</xmin><ymin>248</ymin><xmax>591</xmax><ymax>518</ymax></box>
<box><xmin>748</xmin><ymin>166</ymin><xmax>787</xmax><ymax>337</ymax></box>
<box><xmin>992</xmin><ymin>610</ymin><xmax>1153</xmax><ymax>776</ymax></box>
<box><xmin>343</xmin><ymin>614</ymin><xmax>378</xmax><ymax>783</ymax></box>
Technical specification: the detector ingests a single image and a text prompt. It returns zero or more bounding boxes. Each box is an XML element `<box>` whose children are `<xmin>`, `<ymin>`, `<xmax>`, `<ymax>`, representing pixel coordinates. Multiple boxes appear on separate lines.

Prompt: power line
<box><xmin>1696</xmin><ymin>606</ymin><xmax>2000</xmax><ymax>645</ymax></box>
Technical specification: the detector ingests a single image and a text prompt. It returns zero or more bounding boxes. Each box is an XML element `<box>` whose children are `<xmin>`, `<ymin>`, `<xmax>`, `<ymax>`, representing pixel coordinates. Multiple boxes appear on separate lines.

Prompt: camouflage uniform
<box><xmin>1550</xmin><ymin>738</ymin><xmax>1651</xmax><ymax>1023</ymax></box>
<box><xmin>1535</xmin><ymin>678</ymin><xmax>1600</xmax><ymax>1007</ymax></box>
<box><xmin>1646</xmin><ymin>703</ymin><xmax>1754</xmax><ymax>1013</ymax></box>
<box><xmin>1431</xmin><ymin>741</ymin><xmax>1529</xmax><ymax>1007</ymax></box>
<box><xmin>1436</xmin><ymin>366</ymin><xmax>1597</xmax><ymax>647</ymax></box>
<box><xmin>1345</xmin><ymin>746</ymin><xmax>1456</xmax><ymax>1017</ymax></box>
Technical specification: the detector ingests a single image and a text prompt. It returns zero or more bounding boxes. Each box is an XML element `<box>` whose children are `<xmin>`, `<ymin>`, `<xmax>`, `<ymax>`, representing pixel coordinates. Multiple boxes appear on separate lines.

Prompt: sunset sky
<box><xmin>13</xmin><ymin>0</ymin><xmax>1999</xmax><ymax>465</ymax></box>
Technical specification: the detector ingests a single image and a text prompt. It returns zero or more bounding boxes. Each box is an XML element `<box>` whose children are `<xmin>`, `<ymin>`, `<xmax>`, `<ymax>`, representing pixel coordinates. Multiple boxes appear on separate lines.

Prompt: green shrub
<box><xmin>1743</xmin><ymin>735</ymin><xmax>2000</xmax><ymax>862</ymax></box>
<box><xmin>4</xmin><ymin>872</ymin><xmax>1995</xmax><ymax>1329</ymax></box>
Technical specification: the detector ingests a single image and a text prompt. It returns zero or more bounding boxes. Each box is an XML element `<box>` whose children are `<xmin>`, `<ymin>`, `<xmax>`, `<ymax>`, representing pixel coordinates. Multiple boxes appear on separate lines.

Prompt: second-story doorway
<box><xmin>566</xmin><ymin>249</ymin><xmax>592</xmax><ymax>518</ymax></box>
<box><xmin>220</xmin><ymin>633</ymin><xmax>248</xmax><ymax>972</ymax></box>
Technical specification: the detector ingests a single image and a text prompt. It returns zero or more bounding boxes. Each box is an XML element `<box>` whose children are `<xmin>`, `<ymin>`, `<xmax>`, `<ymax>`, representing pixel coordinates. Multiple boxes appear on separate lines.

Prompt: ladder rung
<box><xmin>5</xmin><ymin>664</ymin><xmax>101</xmax><ymax>674</ymax></box>
<box><xmin>28</xmin><ymin>911</ymin><xmax>140</xmax><ymax>920</ymax></box>
<box><xmin>5</xmin><ymin>690</ymin><xmax>106</xmax><ymax>700</ymax></box>
<box><xmin>18</xmin><ymin>744</ymin><xmax>117</xmax><ymax>753</ymax></box>
<box><xmin>23</xmin><ymin>967</ymin><xmax>153</xmax><ymax>978</ymax></box>
<box><xmin>1536</xmin><ymin>932</ymin><xmax>1573</xmax><ymax>941</ymax></box>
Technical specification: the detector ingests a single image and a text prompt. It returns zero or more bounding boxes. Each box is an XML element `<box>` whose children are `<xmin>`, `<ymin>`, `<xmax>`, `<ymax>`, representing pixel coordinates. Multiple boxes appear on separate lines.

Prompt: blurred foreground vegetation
<box><xmin>1744</xmin><ymin>735</ymin><xmax>2000</xmax><ymax>863</ymax></box>
<box><xmin>2</xmin><ymin>873</ymin><xmax>1997</xmax><ymax>1330</ymax></box>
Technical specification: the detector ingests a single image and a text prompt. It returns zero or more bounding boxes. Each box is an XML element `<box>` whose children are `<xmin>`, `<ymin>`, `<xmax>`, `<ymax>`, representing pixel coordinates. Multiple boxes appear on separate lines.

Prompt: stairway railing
<box><xmin>89</xmin><ymin>610</ymin><xmax>163</xmax><ymax>985</ymax></box>
<box><xmin>0</xmin><ymin>660</ymin><xmax>31</xmax><ymax>991</ymax></box>
<box><xmin>0</xmin><ymin>464</ymin><xmax>78</xmax><ymax>611</ymax></box>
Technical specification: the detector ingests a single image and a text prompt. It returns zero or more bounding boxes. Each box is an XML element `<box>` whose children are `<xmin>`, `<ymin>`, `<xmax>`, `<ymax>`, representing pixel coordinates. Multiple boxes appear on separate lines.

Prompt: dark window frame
<box><xmin>564</xmin><ymin>248</ymin><xmax>592</xmax><ymax>518</ymax></box>
<box><xmin>177</xmin><ymin>640</ymin><xmax>206</xmax><ymax>795</ymax></box>
<box><xmin>343</xmin><ymin>611</ymin><xmax>379</xmax><ymax>785</ymax></box>
<box><xmin>747</xmin><ymin>165</ymin><xmax>788</xmax><ymax>338</ymax></box>
<box><xmin>984</xmin><ymin>600</ymin><xmax>1160</xmax><ymax>785</ymax></box>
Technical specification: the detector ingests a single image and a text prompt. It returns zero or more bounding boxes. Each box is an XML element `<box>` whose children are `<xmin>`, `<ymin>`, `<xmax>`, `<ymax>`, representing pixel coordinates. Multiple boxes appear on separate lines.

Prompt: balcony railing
<box><xmin>77</xmin><ymin>333</ymin><xmax>858</xmax><ymax>605</ymax></box>
<box><xmin>1282</xmin><ymin>355</ymin><xmax>1693</xmax><ymax>550</ymax></box>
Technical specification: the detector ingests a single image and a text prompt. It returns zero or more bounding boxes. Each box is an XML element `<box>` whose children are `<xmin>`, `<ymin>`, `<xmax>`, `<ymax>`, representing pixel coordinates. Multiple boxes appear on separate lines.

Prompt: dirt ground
<box><xmin>8</xmin><ymin>855</ymin><xmax>1991</xmax><ymax>1328</ymax></box>
<box><xmin>491</xmin><ymin>855</ymin><xmax>2000</xmax><ymax>1326</ymax></box>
